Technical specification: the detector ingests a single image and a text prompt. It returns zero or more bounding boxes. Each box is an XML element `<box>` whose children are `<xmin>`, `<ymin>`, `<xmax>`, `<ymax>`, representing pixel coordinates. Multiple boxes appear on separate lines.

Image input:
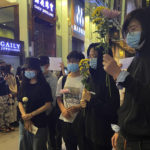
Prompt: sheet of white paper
<box><xmin>29</xmin><ymin>124</ymin><xmax>38</xmax><ymax>135</ymax></box>
<box><xmin>48</xmin><ymin>57</ymin><xmax>62</xmax><ymax>71</ymax></box>
<box><xmin>120</xmin><ymin>57</ymin><xmax>134</xmax><ymax>70</ymax></box>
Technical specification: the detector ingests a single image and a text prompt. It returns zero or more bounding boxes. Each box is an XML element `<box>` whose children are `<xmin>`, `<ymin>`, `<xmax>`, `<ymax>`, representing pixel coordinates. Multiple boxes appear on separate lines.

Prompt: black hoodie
<box><xmin>118</xmin><ymin>53</ymin><xmax>150</xmax><ymax>140</ymax></box>
<box><xmin>74</xmin><ymin>45</ymin><xmax>120</xmax><ymax>146</ymax></box>
<box><xmin>118</xmin><ymin>7</ymin><xmax>150</xmax><ymax>140</ymax></box>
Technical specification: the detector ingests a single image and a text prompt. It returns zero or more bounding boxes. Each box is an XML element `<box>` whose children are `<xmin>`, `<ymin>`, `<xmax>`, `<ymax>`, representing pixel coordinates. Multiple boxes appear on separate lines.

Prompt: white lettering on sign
<box><xmin>45</xmin><ymin>0</ymin><xmax>50</xmax><ymax>9</ymax></box>
<box><xmin>40</xmin><ymin>0</ymin><xmax>45</xmax><ymax>7</ymax></box>
<box><xmin>73</xmin><ymin>24</ymin><xmax>85</xmax><ymax>35</ymax></box>
<box><xmin>35</xmin><ymin>0</ymin><xmax>40</xmax><ymax>4</ymax></box>
<box><xmin>33</xmin><ymin>0</ymin><xmax>55</xmax><ymax>17</ymax></box>
<box><xmin>76</xmin><ymin>5</ymin><xmax>84</xmax><ymax>27</ymax></box>
<box><xmin>50</xmin><ymin>2</ymin><xmax>54</xmax><ymax>12</ymax></box>
<box><xmin>34</xmin><ymin>5</ymin><xmax>42</xmax><ymax>11</ymax></box>
<box><xmin>42</xmin><ymin>9</ymin><xmax>54</xmax><ymax>17</ymax></box>
<box><xmin>0</xmin><ymin>41</ymin><xmax>21</xmax><ymax>52</ymax></box>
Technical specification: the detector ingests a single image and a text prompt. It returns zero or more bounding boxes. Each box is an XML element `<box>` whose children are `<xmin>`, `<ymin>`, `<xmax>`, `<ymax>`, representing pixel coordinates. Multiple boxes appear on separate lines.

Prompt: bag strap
<box><xmin>62</xmin><ymin>75</ymin><xmax>67</xmax><ymax>89</ymax></box>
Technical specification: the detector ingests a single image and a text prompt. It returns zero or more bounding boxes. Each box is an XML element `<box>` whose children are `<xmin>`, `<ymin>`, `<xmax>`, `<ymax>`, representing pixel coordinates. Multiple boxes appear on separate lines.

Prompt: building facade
<box><xmin>0</xmin><ymin>0</ymin><xmax>126</xmax><ymax>66</ymax></box>
<box><xmin>0</xmin><ymin>0</ymin><xmax>24</xmax><ymax>70</ymax></box>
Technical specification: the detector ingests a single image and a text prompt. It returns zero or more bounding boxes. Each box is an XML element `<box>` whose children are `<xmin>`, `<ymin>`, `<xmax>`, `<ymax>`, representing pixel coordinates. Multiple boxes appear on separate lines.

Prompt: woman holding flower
<box><xmin>76</xmin><ymin>43</ymin><xmax>120</xmax><ymax>150</ymax></box>
<box><xmin>18</xmin><ymin>57</ymin><xmax>53</xmax><ymax>150</ymax></box>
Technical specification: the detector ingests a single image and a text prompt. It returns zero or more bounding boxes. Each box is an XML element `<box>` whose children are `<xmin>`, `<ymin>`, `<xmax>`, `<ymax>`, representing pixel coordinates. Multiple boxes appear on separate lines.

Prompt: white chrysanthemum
<box><xmin>22</xmin><ymin>97</ymin><xmax>28</xmax><ymax>102</ymax></box>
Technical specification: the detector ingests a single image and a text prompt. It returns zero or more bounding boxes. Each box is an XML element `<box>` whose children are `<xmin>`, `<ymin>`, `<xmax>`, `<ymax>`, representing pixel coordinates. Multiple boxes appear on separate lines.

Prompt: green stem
<box><xmin>106</xmin><ymin>73</ymin><xmax>111</xmax><ymax>97</ymax></box>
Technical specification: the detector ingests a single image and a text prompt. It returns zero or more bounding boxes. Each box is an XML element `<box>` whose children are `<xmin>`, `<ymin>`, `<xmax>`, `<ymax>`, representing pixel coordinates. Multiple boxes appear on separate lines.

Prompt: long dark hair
<box><xmin>16</xmin><ymin>66</ymin><xmax>23</xmax><ymax>81</ymax></box>
<box><xmin>87</xmin><ymin>43</ymin><xmax>112</xmax><ymax>84</ymax></box>
<box><xmin>21</xmin><ymin>68</ymin><xmax>47</xmax><ymax>91</ymax></box>
<box><xmin>122</xmin><ymin>7</ymin><xmax>150</xmax><ymax>55</ymax></box>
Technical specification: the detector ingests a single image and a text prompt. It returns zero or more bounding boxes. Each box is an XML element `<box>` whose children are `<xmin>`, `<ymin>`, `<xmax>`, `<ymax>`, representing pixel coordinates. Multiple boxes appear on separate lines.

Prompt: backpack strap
<box><xmin>62</xmin><ymin>75</ymin><xmax>67</xmax><ymax>89</ymax></box>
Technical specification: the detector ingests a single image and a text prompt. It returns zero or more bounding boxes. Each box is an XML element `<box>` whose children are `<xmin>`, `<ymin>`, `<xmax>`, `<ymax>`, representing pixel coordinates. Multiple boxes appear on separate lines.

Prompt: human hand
<box><xmin>103</xmin><ymin>54</ymin><xmax>121</xmax><ymax>80</ymax></box>
<box><xmin>118</xmin><ymin>63</ymin><xmax>123</xmax><ymax>68</ymax></box>
<box><xmin>62</xmin><ymin>108</ymin><xmax>72</xmax><ymax>119</ymax></box>
<box><xmin>80</xmin><ymin>99</ymin><xmax>87</xmax><ymax>108</ymax></box>
<box><xmin>24</xmin><ymin>120</ymin><xmax>32</xmax><ymax>131</ymax></box>
<box><xmin>60</xmin><ymin>62</ymin><xmax>65</xmax><ymax>70</ymax></box>
<box><xmin>82</xmin><ymin>88</ymin><xmax>91</xmax><ymax>102</ymax></box>
<box><xmin>111</xmin><ymin>132</ymin><xmax>119</xmax><ymax>148</ymax></box>
<box><xmin>4</xmin><ymin>75</ymin><xmax>8</xmax><ymax>80</ymax></box>
<box><xmin>67</xmin><ymin>106</ymin><xmax>80</xmax><ymax>114</ymax></box>
<box><xmin>9</xmin><ymin>94</ymin><xmax>13</xmax><ymax>98</ymax></box>
<box><xmin>22</xmin><ymin>113</ymin><xmax>32</xmax><ymax>121</ymax></box>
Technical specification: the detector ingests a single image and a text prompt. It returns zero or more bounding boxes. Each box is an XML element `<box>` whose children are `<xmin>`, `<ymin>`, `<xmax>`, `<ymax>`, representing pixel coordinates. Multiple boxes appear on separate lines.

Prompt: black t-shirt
<box><xmin>0</xmin><ymin>75</ymin><xmax>9</xmax><ymax>96</ymax></box>
<box><xmin>18</xmin><ymin>82</ymin><xmax>53</xmax><ymax>128</ymax></box>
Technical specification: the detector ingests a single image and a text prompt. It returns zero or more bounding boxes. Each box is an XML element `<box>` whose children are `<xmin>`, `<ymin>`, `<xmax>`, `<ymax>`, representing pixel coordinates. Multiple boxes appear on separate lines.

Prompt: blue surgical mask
<box><xmin>90</xmin><ymin>58</ymin><xmax>97</xmax><ymax>69</ymax></box>
<box><xmin>126</xmin><ymin>31</ymin><xmax>141</xmax><ymax>49</ymax></box>
<box><xmin>24</xmin><ymin>71</ymin><xmax>36</xmax><ymax>79</ymax></box>
<box><xmin>67</xmin><ymin>63</ymin><xmax>79</xmax><ymax>73</ymax></box>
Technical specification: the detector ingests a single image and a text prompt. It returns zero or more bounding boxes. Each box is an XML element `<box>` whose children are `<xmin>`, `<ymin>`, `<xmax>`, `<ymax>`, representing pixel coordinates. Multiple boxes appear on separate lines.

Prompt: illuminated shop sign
<box><xmin>75</xmin><ymin>5</ymin><xmax>84</xmax><ymax>27</ymax></box>
<box><xmin>0</xmin><ymin>38</ymin><xmax>22</xmax><ymax>53</ymax></box>
<box><xmin>73</xmin><ymin>24</ymin><xmax>85</xmax><ymax>35</ymax></box>
<box><xmin>33</xmin><ymin>0</ymin><xmax>55</xmax><ymax>18</ymax></box>
<box><xmin>73</xmin><ymin>5</ymin><xmax>85</xmax><ymax>36</ymax></box>
<box><xmin>71</xmin><ymin>0</ymin><xmax>85</xmax><ymax>38</ymax></box>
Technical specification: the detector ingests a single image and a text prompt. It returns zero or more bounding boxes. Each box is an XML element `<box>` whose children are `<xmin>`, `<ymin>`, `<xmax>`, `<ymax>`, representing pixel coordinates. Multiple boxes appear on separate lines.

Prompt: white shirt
<box><xmin>56</xmin><ymin>75</ymin><xmax>84</xmax><ymax>123</ymax></box>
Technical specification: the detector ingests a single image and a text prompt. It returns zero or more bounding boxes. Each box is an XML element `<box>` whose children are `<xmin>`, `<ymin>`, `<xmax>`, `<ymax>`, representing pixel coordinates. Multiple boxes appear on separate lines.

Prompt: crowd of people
<box><xmin>0</xmin><ymin>61</ymin><xmax>18</xmax><ymax>132</ymax></box>
<box><xmin>1</xmin><ymin>7</ymin><xmax>150</xmax><ymax>150</ymax></box>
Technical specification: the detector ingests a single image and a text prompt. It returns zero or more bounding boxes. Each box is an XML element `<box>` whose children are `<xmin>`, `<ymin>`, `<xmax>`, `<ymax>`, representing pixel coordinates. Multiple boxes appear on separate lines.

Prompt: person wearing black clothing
<box><xmin>39</xmin><ymin>55</ymin><xmax>61</xmax><ymax>150</ymax></box>
<box><xmin>103</xmin><ymin>7</ymin><xmax>150</xmax><ymax>150</ymax></box>
<box><xmin>0</xmin><ymin>60</ymin><xmax>11</xmax><ymax>132</ymax></box>
<box><xmin>18</xmin><ymin>57</ymin><xmax>53</xmax><ymax>150</ymax></box>
<box><xmin>16</xmin><ymin>66</ymin><xmax>24</xmax><ymax>89</ymax></box>
<box><xmin>76</xmin><ymin>43</ymin><xmax>120</xmax><ymax>150</ymax></box>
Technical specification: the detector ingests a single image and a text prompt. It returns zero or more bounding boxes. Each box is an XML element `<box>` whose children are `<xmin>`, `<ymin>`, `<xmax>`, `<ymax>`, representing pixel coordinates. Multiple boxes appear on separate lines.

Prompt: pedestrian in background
<box><xmin>0</xmin><ymin>60</ymin><xmax>11</xmax><ymax>132</ymax></box>
<box><xmin>39</xmin><ymin>55</ymin><xmax>61</xmax><ymax>150</ymax></box>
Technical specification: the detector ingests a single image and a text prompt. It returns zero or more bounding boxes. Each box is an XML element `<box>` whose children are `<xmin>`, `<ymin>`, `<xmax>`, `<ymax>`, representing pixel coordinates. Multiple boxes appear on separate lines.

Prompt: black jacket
<box><xmin>75</xmin><ymin>76</ymin><xmax>120</xmax><ymax>145</ymax></box>
<box><xmin>118</xmin><ymin>54</ymin><xmax>150</xmax><ymax>140</ymax></box>
<box><xmin>0</xmin><ymin>76</ymin><xmax>9</xmax><ymax>96</ymax></box>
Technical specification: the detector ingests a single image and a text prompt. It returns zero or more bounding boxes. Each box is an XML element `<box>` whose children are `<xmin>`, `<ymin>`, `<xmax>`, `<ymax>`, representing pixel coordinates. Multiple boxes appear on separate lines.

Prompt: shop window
<box><xmin>0</xmin><ymin>6</ymin><xmax>19</xmax><ymax>40</ymax></box>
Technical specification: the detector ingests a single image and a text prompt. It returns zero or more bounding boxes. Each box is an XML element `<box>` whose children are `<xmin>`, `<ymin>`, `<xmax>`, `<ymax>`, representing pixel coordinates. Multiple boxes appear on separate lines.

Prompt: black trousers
<box><xmin>117</xmin><ymin>134</ymin><xmax>150</xmax><ymax>150</ymax></box>
<box><xmin>61</xmin><ymin>121</ymin><xmax>78</xmax><ymax>150</ymax></box>
<box><xmin>81</xmin><ymin>137</ymin><xmax>112</xmax><ymax>150</ymax></box>
<box><xmin>47</xmin><ymin>110</ymin><xmax>62</xmax><ymax>150</ymax></box>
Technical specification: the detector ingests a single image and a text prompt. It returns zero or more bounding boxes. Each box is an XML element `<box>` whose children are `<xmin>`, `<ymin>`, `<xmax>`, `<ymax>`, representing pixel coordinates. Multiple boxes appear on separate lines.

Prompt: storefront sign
<box><xmin>73</xmin><ymin>5</ymin><xmax>85</xmax><ymax>35</ymax></box>
<box><xmin>0</xmin><ymin>37</ymin><xmax>23</xmax><ymax>54</ymax></box>
<box><xmin>73</xmin><ymin>24</ymin><xmax>85</xmax><ymax>35</ymax></box>
<box><xmin>33</xmin><ymin>0</ymin><xmax>55</xmax><ymax>18</ymax></box>
<box><xmin>71</xmin><ymin>0</ymin><xmax>85</xmax><ymax>40</ymax></box>
<box><xmin>0</xmin><ymin>41</ymin><xmax>21</xmax><ymax>52</ymax></box>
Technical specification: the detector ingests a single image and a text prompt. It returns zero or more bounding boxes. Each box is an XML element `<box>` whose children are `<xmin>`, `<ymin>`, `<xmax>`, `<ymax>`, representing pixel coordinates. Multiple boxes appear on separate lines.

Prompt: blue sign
<box><xmin>33</xmin><ymin>0</ymin><xmax>55</xmax><ymax>18</ymax></box>
<box><xmin>75</xmin><ymin>5</ymin><xmax>84</xmax><ymax>28</ymax></box>
<box><xmin>0</xmin><ymin>40</ymin><xmax>21</xmax><ymax>53</ymax></box>
<box><xmin>72</xmin><ymin>1</ymin><xmax>85</xmax><ymax>37</ymax></box>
